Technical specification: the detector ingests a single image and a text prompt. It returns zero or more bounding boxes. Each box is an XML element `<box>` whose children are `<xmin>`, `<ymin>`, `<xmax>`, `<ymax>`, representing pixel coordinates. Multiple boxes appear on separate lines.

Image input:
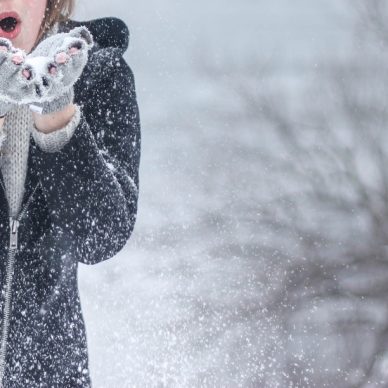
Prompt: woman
<box><xmin>0</xmin><ymin>0</ymin><xmax>141</xmax><ymax>386</ymax></box>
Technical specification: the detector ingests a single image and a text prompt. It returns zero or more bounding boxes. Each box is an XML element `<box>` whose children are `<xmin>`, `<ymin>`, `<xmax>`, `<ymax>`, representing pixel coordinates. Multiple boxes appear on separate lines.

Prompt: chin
<box><xmin>14</xmin><ymin>37</ymin><xmax>32</xmax><ymax>52</ymax></box>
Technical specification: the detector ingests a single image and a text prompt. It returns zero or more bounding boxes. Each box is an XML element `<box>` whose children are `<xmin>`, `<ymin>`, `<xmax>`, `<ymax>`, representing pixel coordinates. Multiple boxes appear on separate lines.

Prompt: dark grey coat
<box><xmin>0</xmin><ymin>16</ymin><xmax>140</xmax><ymax>387</ymax></box>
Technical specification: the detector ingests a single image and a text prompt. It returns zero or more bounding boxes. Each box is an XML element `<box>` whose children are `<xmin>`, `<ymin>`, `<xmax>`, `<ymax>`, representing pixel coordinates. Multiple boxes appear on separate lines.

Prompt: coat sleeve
<box><xmin>30</xmin><ymin>53</ymin><xmax>141</xmax><ymax>265</ymax></box>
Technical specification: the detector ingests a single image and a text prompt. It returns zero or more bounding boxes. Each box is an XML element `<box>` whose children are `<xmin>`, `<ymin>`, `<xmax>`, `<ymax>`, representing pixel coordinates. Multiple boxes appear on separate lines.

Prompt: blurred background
<box><xmin>74</xmin><ymin>1</ymin><xmax>388</xmax><ymax>386</ymax></box>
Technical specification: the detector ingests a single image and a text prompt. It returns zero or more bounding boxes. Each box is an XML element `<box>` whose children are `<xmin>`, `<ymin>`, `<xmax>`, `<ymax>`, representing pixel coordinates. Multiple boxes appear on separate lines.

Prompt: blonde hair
<box><xmin>35</xmin><ymin>0</ymin><xmax>75</xmax><ymax>45</ymax></box>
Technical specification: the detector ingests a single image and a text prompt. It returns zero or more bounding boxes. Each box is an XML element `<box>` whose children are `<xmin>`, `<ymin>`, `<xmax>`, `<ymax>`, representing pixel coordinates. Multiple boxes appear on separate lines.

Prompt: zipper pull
<box><xmin>9</xmin><ymin>218</ymin><xmax>19</xmax><ymax>250</ymax></box>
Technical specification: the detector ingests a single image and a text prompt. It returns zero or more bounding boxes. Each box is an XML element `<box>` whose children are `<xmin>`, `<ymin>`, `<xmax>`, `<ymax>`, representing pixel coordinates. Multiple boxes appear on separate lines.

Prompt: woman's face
<box><xmin>0</xmin><ymin>0</ymin><xmax>47</xmax><ymax>53</ymax></box>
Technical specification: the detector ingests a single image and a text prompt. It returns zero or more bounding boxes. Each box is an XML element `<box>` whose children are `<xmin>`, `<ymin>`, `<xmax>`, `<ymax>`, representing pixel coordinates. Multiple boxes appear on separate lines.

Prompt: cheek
<box><xmin>24</xmin><ymin>0</ymin><xmax>47</xmax><ymax>29</ymax></box>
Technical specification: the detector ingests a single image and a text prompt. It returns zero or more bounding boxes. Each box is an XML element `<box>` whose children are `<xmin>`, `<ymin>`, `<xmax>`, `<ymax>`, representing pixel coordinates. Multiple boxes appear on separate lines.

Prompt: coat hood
<box><xmin>58</xmin><ymin>17</ymin><xmax>130</xmax><ymax>55</ymax></box>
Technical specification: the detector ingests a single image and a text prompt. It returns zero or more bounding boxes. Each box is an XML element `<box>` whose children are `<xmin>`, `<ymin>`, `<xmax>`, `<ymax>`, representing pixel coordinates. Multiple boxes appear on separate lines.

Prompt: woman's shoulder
<box><xmin>58</xmin><ymin>17</ymin><xmax>130</xmax><ymax>55</ymax></box>
<box><xmin>65</xmin><ymin>18</ymin><xmax>135</xmax><ymax>103</ymax></box>
<box><xmin>59</xmin><ymin>17</ymin><xmax>132</xmax><ymax>90</ymax></box>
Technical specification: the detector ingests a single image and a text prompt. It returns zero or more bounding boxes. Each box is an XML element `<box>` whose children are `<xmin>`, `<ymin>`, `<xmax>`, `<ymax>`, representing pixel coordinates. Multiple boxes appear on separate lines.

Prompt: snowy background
<box><xmin>73</xmin><ymin>1</ymin><xmax>388</xmax><ymax>387</ymax></box>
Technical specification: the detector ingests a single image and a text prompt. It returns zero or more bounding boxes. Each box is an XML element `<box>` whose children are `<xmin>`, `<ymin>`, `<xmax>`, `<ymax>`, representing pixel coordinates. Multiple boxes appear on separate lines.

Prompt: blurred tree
<box><xmin>201</xmin><ymin>0</ymin><xmax>388</xmax><ymax>386</ymax></box>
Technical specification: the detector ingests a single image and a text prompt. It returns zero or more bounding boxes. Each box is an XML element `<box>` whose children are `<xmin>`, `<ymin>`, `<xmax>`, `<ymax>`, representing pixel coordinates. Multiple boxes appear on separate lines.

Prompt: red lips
<box><xmin>0</xmin><ymin>12</ymin><xmax>21</xmax><ymax>40</ymax></box>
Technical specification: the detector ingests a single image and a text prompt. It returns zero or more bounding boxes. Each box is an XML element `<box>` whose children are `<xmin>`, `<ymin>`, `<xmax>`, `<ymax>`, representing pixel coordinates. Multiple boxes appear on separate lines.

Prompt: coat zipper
<box><xmin>0</xmin><ymin>179</ymin><xmax>40</xmax><ymax>387</ymax></box>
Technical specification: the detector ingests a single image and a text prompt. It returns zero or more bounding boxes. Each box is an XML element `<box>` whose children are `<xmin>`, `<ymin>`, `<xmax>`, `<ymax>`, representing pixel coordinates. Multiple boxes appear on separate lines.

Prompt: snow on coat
<box><xmin>0</xmin><ymin>16</ymin><xmax>141</xmax><ymax>387</ymax></box>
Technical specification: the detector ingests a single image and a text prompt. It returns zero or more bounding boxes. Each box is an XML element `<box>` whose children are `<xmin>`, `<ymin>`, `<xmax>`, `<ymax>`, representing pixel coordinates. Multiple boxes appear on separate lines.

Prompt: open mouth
<box><xmin>0</xmin><ymin>12</ymin><xmax>21</xmax><ymax>39</ymax></box>
<box><xmin>0</xmin><ymin>17</ymin><xmax>18</xmax><ymax>32</ymax></box>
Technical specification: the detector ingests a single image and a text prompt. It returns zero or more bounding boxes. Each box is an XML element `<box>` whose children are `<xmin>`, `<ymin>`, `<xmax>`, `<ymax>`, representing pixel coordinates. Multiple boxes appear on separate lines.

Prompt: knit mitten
<box><xmin>0</xmin><ymin>101</ymin><xmax>14</xmax><ymax>118</ymax></box>
<box><xmin>0</xmin><ymin>27</ymin><xmax>93</xmax><ymax>115</ymax></box>
<box><xmin>0</xmin><ymin>40</ymin><xmax>26</xmax><ymax>116</ymax></box>
<box><xmin>24</xmin><ymin>26</ymin><xmax>94</xmax><ymax>114</ymax></box>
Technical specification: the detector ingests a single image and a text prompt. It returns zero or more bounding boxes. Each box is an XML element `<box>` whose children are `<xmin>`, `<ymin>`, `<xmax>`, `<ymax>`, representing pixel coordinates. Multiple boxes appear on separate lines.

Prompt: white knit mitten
<box><xmin>0</xmin><ymin>26</ymin><xmax>93</xmax><ymax>114</ymax></box>
<box><xmin>23</xmin><ymin>26</ymin><xmax>94</xmax><ymax>115</ymax></box>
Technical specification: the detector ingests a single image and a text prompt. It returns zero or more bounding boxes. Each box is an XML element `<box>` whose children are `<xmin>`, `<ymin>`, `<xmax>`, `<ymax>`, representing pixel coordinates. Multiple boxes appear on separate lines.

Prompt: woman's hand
<box><xmin>0</xmin><ymin>40</ymin><xmax>26</xmax><ymax>116</ymax></box>
<box><xmin>22</xmin><ymin>26</ymin><xmax>94</xmax><ymax>115</ymax></box>
<box><xmin>32</xmin><ymin>103</ymin><xmax>76</xmax><ymax>134</ymax></box>
<box><xmin>0</xmin><ymin>26</ymin><xmax>93</xmax><ymax>121</ymax></box>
